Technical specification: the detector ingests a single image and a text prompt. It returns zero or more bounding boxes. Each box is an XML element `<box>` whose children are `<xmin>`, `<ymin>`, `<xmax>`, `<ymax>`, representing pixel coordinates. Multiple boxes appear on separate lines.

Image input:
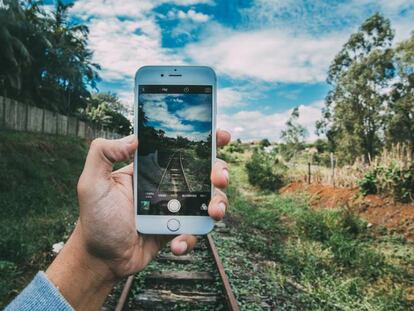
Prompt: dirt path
<box><xmin>281</xmin><ymin>182</ymin><xmax>414</xmax><ymax>240</ymax></box>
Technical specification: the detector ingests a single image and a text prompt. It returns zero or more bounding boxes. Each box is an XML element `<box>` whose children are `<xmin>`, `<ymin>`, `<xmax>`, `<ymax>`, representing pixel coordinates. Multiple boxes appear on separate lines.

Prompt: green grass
<box><xmin>0</xmin><ymin>130</ymin><xmax>88</xmax><ymax>307</ymax></box>
<box><xmin>222</xmin><ymin>162</ymin><xmax>414</xmax><ymax>310</ymax></box>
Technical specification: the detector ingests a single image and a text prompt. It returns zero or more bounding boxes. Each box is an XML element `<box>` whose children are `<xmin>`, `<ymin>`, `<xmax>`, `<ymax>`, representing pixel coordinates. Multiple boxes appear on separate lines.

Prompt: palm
<box><xmin>78</xmin><ymin>164</ymin><xmax>163</xmax><ymax>277</ymax></box>
<box><xmin>76</xmin><ymin>131</ymin><xmax>230</xmax><ymax>278</ymax></box>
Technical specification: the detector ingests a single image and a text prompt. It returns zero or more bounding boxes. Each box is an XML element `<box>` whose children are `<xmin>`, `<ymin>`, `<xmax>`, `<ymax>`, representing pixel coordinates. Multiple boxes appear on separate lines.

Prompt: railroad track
<box><xmin>157</xmin><ymin>151</ymin><xmax>191</xmax><ymax>193</ymax></box>
<box><xmin>103</xmin><ymin>222</ymin><xmax>239</xmax><ymax>311</ymax></box>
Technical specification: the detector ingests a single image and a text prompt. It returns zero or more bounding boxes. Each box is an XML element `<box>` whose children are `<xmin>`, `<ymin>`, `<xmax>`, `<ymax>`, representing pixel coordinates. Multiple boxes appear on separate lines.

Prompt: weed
<box><xmin>226</xmin><ymin>161</ymin><xmax>414</xmax><ymax>310</ymax></box>
<box><xmin>245</xmin><ymin>150</ymin><xmax>287</xmax><ymax>191</ymax></box>
<box><xmin>0</xmin><ymin>131</ymin><xmax>85</xmax><ymax>306</ymax></box>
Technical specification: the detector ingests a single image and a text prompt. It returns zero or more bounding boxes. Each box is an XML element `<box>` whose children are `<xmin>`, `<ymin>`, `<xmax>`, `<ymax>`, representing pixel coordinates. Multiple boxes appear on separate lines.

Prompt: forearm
<box><xmin>46</xmin><ymin>224</ymin><xmax>116</xmax><ymax>311</ymax></box>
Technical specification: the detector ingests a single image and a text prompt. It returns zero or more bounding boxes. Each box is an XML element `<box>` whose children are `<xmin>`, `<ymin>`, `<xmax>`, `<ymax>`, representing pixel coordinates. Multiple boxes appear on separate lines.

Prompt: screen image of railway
<box><xmin>137</xmin><ymin>89</ymin><xmax>212</xmax><ymax>216</ymax></box>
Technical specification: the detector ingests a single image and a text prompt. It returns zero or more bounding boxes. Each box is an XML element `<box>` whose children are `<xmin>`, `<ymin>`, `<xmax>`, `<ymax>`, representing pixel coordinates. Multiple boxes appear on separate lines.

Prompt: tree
<box><xmin>260</xmin><ymin>138</ymin><xmax>271</xmax><ymax>148</ymax></box>
<box><xmin>280</xmin><ymin>107</ymin><xmax>307</xmax><ymax>160</ymax></box>
<box><xmin>40</xmin><ymin>0</ymin><xmax>100</xmax><ymax>113</ymax></box>
<box><xmin>79</xmin><ymin>92</ymin><xmax>131</xmax><ymax>135</ymax></box>
<box><xmin>0</xmin><ymin>0</ymin><xmax>100</xmax><ymax>114</ymax></box>
<box><xmin>385</xmin><ymin>31</ymin><xmax>414</xmax><ymax>158</ymax></box>
<box><xmin>0</xmin><ymin>0</ymin><xmax>32</xmax><ymax>94</ymax></box>
<box><xmin>317</xmin><ymin>13</ymin><xmax>395</xmax><ymax>164</ymax></box>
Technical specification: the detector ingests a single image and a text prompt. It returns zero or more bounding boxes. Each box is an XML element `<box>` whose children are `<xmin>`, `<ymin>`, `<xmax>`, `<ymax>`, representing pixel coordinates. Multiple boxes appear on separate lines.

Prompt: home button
<box><xmin>167</xmin><ymin>219</ymin><xmax>180</xmax><ymax>232</ymax></box>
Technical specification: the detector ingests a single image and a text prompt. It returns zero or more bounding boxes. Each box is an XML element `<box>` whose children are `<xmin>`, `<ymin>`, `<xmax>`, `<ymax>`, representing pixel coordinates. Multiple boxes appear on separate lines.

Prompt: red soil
<box><xmin>280</xmin><ymin>182</ymin><xmax>414</xmax><ymax>240</ymax></box>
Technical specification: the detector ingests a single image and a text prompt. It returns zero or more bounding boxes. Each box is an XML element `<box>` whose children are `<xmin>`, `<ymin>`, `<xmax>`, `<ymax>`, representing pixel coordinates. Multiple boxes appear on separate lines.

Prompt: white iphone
<box><xmin>134</xmin><ymin>66</ymin><xmax>216</xmax><ymax>235</ymax></box>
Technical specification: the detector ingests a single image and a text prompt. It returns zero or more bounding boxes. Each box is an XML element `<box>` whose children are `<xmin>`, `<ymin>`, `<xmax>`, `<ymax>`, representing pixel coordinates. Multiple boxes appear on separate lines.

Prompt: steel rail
<box><xmin>113</xmin><ymin>234</ymin><xmax>239</xmax><ymax>310</ymax></box>
<box><xmin>179</xmin><ymin>151</ymin><xmax>191</xmax><ymax>191</ymax></box>
<box><xmin>114</xmin><ymin>275</ymin><xmax>134</xmax><ymax>311</ymax></box>
<box><xmin>155</xmin><ymin>151</ymin><xmax>176</xmax><ymax>193</ymax></box>
<box><xmin>207</xmin><ymin>234</ymin><xmax>240</xmax><ymax>311</ymax></box>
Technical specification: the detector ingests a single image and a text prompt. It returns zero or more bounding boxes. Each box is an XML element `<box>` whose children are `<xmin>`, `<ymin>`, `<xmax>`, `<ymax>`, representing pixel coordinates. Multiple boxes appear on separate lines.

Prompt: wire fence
<box><xmin>288</xmin><ymin>145</ymin><xmax>413</xmax><ymax>189</ymax></box>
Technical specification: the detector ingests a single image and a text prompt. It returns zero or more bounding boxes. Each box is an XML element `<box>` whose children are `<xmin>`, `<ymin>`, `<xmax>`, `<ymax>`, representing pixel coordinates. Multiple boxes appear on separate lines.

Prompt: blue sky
<box><xmin>139</xmin><ymin>93</ymin><xmax>212</xmax><ymax>141</ymax></box>
<box><xmin>62</xmin><ymin>0</ymin><xmax>414</xmax><ymax>141</ymax></box>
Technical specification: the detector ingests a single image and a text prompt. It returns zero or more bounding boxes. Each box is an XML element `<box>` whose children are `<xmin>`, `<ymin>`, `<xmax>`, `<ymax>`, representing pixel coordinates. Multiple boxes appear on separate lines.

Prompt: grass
<box><xmin>0</xmin><ymin>130</ymin><xmax>87</xmax><ymax>307</ymax></box>
<box><xmin>220</xmin><ymin>161</ymin><xmax>414</xmax><ymax>310</ymax></box>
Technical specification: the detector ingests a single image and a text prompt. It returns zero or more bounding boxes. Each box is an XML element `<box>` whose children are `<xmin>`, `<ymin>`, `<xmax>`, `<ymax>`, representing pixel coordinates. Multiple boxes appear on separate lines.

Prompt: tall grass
<box><xmin>226</xmin><ymin>162</ymin><xmax>414</xmax><ymax>310</ymax></box>
<box><xmin>0</xmin><ymin>131</ymin><xmax>87</xmax><ymax>306</ymax></box>
<box><xmin>287</xmin><ymin>144</ymin><xmax>413</xmax><ymax>191</ymax></box>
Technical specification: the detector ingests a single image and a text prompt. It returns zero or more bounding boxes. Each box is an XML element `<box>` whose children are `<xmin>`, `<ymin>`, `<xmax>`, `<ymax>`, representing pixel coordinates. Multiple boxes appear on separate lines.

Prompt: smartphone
<box><xmin>134</xmin><ymin>66</ymin><xmax>216</xmax><ymax>235</ymax></box>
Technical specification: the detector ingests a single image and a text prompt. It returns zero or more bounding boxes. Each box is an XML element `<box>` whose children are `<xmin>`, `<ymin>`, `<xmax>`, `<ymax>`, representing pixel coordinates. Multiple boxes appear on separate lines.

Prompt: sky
<box><xmin>59</xmin><ymin>0</ymin><xmax>414</xmax><ymax>142</ymax></box>
<box><xmin>139</xmin><ymin>93</ymin><xmax>212</xmax><ymax>141</ymax></box>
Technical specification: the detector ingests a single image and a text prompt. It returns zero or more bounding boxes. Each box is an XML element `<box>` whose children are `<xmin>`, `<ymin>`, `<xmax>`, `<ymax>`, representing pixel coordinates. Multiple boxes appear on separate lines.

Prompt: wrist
<box><xmin>46</xmin><ymin>223</ymin><xmax>116</xmax><ymax>310</ymax></box>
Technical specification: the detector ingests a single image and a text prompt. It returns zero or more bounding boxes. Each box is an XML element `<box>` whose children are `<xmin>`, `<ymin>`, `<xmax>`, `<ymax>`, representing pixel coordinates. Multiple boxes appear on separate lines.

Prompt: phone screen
<box><xmin>137</xmin><ymin>85</ymin><xmax>212</xmax><ymax>216</ymax></box>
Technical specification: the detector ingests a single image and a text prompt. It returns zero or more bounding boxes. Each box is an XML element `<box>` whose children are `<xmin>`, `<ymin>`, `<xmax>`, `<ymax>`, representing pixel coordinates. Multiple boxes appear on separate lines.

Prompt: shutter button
<box><xmin>167</xmin><ymin>199</ymin><xmax>181</xmax><ymax>213</ymax></box>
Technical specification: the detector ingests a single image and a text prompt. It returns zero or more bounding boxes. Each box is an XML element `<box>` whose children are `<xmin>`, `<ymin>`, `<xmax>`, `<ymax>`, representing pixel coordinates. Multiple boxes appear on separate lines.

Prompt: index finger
<box><xmin>217</xmin><ymin>129</ymin><xmax>231</xmax><ymax>147</ymax></box>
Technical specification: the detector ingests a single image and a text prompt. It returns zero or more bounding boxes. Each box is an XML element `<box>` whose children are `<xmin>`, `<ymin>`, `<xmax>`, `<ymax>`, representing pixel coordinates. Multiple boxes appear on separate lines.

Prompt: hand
<box><xmin>46</xmin><ymin>130</ymin><xmax>231</xmax><ymax>310</ymax></box>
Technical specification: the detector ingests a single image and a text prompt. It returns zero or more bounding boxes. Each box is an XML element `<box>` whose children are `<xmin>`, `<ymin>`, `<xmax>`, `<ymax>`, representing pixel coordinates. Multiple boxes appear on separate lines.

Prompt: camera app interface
<box><xmin>137</xmin><ymin>85</ymin><xmax>212</xmax><ymax>216</ymax></box>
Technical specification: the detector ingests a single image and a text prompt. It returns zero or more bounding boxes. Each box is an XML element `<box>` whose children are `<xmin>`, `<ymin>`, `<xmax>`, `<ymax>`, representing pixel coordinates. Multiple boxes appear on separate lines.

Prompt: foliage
<box><xmin>317</xmin><ymin>13</ymin><xmax>395</xmax><ymax>164</ymax></box>
<box><xmin>0</xmin><ymin>131</ymin><xmax>85</xmax><ymax>306</ymax></box>
<box><xmin>0</xmin><ymin>0</ymin><xmax>100</xmax><ymax>114</ymax></box>
<box><xmin>280</xmin><ymin>107</ymin><xmax>307</xmax><ymax>161</ymax></box>
<box><xmin>226</xmin><ymin>162</ymin><xmax>414</xmax><ymax>310</ymax></box>
<box><xmin>245</xmin><ymin>150</ymin><xmax>287</xmax><ymax>190</ymax></box>
<box><xmin>359</xmin><ymin>164</ymin><xmax>414</xmax><ymax>202</ymax></box>
<box><xmin>227</xmin><ymin>142</ymin><xmax>244</xmax><ymax>153</ymax></box>
<box><xmin>385</xmin><ymin>31</ymin><xmax>414</xmax><ymax>153</ymax></box>
<box><xmin>78</xmin><ymin>92</ymin><xmax>131</xmax><ymax>135</ymax></box>
<box><xmin>260</xmin><ymin>138</ymin><xmax>271</xmax><ymax>148</ymax></box>
<box><xmin>358</xmin><ymin>170</ymin><xmax>377</xmax><ymax>196</ymax></box>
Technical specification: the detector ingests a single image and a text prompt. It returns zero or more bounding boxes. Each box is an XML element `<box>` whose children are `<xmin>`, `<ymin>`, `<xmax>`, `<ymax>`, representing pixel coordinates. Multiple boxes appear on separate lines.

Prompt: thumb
<box><xmin>82</xmin><ymin>135</ymin><xmax>138</xmax><ymax>179</ymax></box>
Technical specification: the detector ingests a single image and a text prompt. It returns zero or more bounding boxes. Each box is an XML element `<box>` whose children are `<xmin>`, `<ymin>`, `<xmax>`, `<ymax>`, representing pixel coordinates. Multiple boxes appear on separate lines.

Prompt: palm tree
<box><xmin>0</xmin><ymin>0</ymin><xmax>31</xmax><ymax>97</ymax></box>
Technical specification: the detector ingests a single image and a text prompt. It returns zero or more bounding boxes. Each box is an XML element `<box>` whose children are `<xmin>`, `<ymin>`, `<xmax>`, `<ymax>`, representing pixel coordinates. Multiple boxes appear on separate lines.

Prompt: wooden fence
<box><xmin>0</xmin><ymin>96</ymin><xmax>121</xmax><ymax>140</ymax></box>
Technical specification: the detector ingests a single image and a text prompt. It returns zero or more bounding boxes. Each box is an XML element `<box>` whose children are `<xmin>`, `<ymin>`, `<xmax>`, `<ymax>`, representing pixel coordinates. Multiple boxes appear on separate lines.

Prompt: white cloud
<box><xmin>141</xmin><ymin>95</ymin><xmax>193</xmax><ymax>132</ymax></box>
<box><xmin>86</xmin><ymin>17</ymin><xmax>182</xmax><ymax>81</ymax></box>
<box><xmin>169</xmin><ymin>0</ymin><xmax>214</xmax><ymax>5</ymax></box>
<box><xmin>70</xmin><ymin>0</ymin><xmax>213</xmax><ymax>108</ymax></box>
<box><xmin>71</xmin><ymin>0</ymin><xmax>213</xmax><ymax>19</ymax></box>
<box><xmin>218</xmin><ymin>101</ymin><xmax>324</xmax><ymax>142</ymax></box>
<box><xmin>177</xmin><ymin>104</ymin><xmax>211</xmax><ymax>122</ymax></box>
<box><xmin>169</xmin><ymin>9</ymin><xmax>210</xmax><ymax>22</ymax></box>
<box><xmin>218</xmin><ymin>87</ymin><xmax>246</xmax><ymax>108</ymax></box>
<box><xmin>186</xmin><ymin>27</ymin><xmax>345</xmax><ymax>83</ymax></box>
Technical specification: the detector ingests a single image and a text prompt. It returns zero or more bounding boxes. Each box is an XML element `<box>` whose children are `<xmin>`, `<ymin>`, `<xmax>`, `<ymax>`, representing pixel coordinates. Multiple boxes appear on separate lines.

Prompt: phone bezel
<box><xmin>134</xmin><ymin>66</ymin><xmax>216</xmax><ymax>235</ymax></box>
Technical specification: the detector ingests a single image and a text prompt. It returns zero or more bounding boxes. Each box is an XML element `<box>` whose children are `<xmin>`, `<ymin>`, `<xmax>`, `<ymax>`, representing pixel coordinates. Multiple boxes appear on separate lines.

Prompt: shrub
<box><xmin>296</xmin><ymin>210</ymin><xmax>330</xmax><ymax>242</ymax></box>
<box><xmin>227</xmin><ymin>143</ymin><xmax>244</xmax><ymax>153</ymax></box>
<box><xmin>358</xmin><ymin>164</ymin><xmax>414</xmax><ymax>202</ymax></box>
<box><xmin>358</xmin><ymin>170</ymin><xmax>377</xmax><ymax>195</ymax></box>
<box><xmin>245</xmin><ymin>151</ymin><xmax>287</xmax><ymax>190</ymax></box>
<box><xmin>218</xmin><ymin>150</ymin><xmax>238</xmax><ymax>163</ymax></box>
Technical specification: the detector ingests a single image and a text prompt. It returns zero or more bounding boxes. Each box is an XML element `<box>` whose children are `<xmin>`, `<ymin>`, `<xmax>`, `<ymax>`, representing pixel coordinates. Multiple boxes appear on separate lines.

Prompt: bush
<box><xmin>227</xmin><ymin>143</ymin><xmax>244</xmax><ymax>153</ymax></box>
<box><xmin>245</xmin><ymin>151</ymin><xmax>287</xmax><ymax>190</ymax></box>
<box><xmin>358</xmin><ymin>170</ymin><xmax>378</xmax><ymax>195</ymax></box>
<box><xmin>296</xmin><ymin>210</ymin><xmax>330</xmax><ymax>242</ymax></box>
<box><xmin>358</xmin><ymin>164</ymin><xmax>414</xmax><ymax>202</ymax></box>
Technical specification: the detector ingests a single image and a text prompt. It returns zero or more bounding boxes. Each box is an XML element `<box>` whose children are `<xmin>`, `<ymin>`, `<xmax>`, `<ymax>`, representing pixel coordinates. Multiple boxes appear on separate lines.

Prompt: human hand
<box><xmin>46</xmin><ymin>130</ymin><xmax>231</xmax><ymax>310</ymax></box>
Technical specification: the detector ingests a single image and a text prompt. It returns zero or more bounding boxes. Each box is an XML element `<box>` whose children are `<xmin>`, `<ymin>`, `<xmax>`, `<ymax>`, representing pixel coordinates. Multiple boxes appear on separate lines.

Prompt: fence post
<box><xmin>25</xmin><ymin>103</ymin><xmax>29</xmax><ymax>131</ymax></box>
<box><xmin>307</xmin><ymin>162</ymin><xmax>311</xmax><ymax>184</ymax></box>
<box><xmin>55</xmin><ymin>112</ymin><xmax>59</xmax><ymax>135</ymax></box>
<box><xmin>330</xmin><ymin>152</ymin><xmax>336</xmax><ymax>188</ymax></box>
<box><xmin>42</xmin><ymin>108</ymin><xmax>45</xmax><ymax>133</ymax></box>
<box><xmin>1</xmin><ymin>96</ymin><xmax>5</xmax><ymax>128</ymax></box>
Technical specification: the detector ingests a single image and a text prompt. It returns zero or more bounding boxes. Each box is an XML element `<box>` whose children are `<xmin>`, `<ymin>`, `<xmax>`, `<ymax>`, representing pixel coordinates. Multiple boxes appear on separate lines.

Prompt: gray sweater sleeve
<box><xmin>5</xmin><ymin>271</ymin><xmax>74</xmax><ymax>311</ymax></box>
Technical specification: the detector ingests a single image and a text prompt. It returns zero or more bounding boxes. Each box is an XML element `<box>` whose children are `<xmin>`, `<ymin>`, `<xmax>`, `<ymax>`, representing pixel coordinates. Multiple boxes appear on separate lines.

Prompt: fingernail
<box><xmin>222</xmin><ymin>168</ymin><xmax>229</xmax><ymax>182</ymax></box>
<box><xmin>218</xmin><ymin>202</ymin><xmax>226</xmax><ymax>214</ymax></box>
<box><xmin>178</xmin><ymin>241</ymin><xmax>187</xmax><ymax>253</ymax></box>
<box><xmin>121</xmin><ymin>134</ymin><xmax>136</xmax><ymax>144</ymax></box>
